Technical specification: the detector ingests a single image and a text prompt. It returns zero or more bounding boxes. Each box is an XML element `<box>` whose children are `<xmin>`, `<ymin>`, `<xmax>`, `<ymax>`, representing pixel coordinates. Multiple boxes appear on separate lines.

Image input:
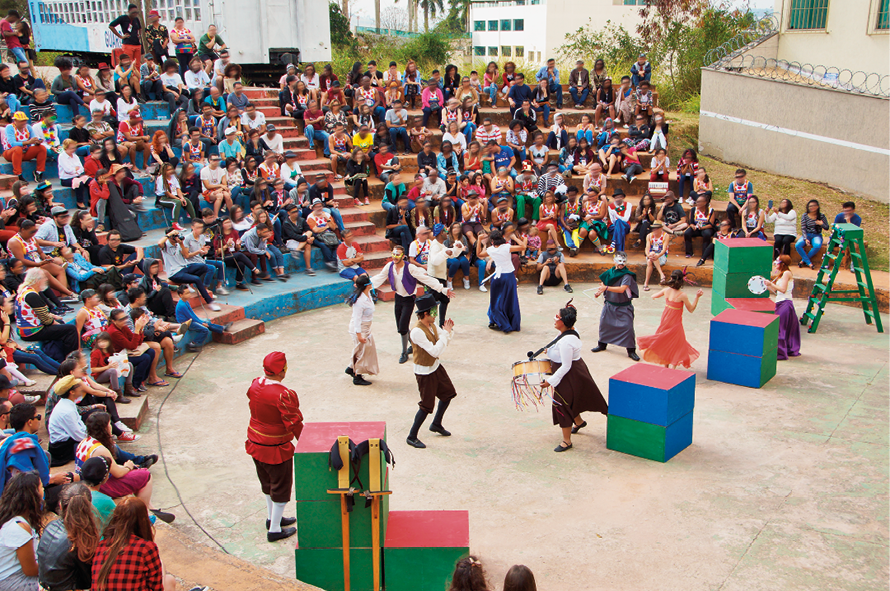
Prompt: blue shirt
<box><xmin>833</xmin><ymin>212</ymin><xmax>861</xmax><ymax>227</ymax></box>
<box><xmin>536</xmin><ymin>66</ymin><xmax>560</xmax><ymax>85</ymax></box>
<box><xmin>175</xmin><ymin>298</ymin><xmax>208</xmax><ymax>327</ymax></box>
<box><xmin>508</xmin><ymin>83</ymin><xmax>533</xmax><ymax>106</ymax></box>
<box><xmin>227</xmin><ymin>92</ymin><xmax>249</xmax><ymax>111</ymax></box>
<box><xmin>493</xmin><ymin>147</ymin><xmax>513</xmax><ymax>170</ymax></box>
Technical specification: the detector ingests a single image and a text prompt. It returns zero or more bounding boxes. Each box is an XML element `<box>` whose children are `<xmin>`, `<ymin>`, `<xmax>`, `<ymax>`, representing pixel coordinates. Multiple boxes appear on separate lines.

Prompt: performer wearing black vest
<box><xmin>370</xmin><ymin>244</ymin><xmax>454</xmax><ymax>364</ymax></box>
<box><xmin>406</xmin><ymin>294</ymin><xmax>457</xmax><ymax>449</ymax></box>
<box><xmin>541</xmin><ymin>301</ymin><xmax>608</xmax><ymax>452</ymax></box>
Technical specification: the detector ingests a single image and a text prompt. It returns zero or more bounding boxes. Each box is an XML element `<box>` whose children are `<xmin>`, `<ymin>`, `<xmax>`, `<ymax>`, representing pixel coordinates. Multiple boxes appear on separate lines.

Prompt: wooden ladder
<box><xmin>800</xmin><ymin>223</ymin><xmax>883</xmax><ymax>334</ymax></box>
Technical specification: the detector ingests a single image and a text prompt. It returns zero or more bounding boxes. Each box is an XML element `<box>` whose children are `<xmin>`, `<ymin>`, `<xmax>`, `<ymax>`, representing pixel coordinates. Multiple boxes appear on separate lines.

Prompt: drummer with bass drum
<box><xmin>540</xmin><ymin>300</ymin><xmax>609</xmax><ymax>453</ymax></box>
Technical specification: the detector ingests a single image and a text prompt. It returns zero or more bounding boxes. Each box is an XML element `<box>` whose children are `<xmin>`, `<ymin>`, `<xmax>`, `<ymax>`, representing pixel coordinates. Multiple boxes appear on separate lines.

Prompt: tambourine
<box><xmin>747</xmin><ymin>275</ymin><xmax>768</xmax><ymax>295</ymax></box>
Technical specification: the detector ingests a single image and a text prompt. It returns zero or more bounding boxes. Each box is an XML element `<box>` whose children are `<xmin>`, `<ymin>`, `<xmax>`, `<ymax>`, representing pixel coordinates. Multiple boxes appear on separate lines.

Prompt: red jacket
<box><xmin>107</xmin><ymin>323</ymin><xmax>143</xmax><ymax>352</ymax></box>
<box><xmin>84</xmin><ymin>155</ymin><xmax>102</xmax><ymax>178</ymax></box>
<box><xmin>245</xmin><ymin>376</ymin><xmax>303</xmax><ymax>465</ymax></box>
<box><xmin>89</xmin><ymin>179</ymin><xmax>110</xmax><ymax>217</ymax></box>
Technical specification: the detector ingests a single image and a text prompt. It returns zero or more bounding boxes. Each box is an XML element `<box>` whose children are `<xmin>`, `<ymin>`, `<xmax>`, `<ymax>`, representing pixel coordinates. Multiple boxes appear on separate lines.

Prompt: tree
<box><xmin>380</xmin><ymin>6</ymin><xmax>410</xmax><ymax>32</ymax></box>
<box><xmin>374</xmin><ymin>0</ymin><xmax>381</xmax><ymax>30</ymax></box>
<box><xmin>419</xmin><ymin>0</ymin><xmax>444</xmax><ymax>32</ymax></box>
<box><xmin>447</xmin><ymin>0</ymin><xmax>470</xmax><ymax>32</ymax></box>
<box><xmin>330</xmin><ymin>2</ymin><xmax>354</xmax><ymax>48</ymax></box>
<box><xmin>636</xmin><ymin>0</ymin><xmax>707</xmax><ymax>45</ymax></box>
<box><xmin>341</xmin><ymin>0</ymin><xmax>350</xmax><ymax>20</ymax></box>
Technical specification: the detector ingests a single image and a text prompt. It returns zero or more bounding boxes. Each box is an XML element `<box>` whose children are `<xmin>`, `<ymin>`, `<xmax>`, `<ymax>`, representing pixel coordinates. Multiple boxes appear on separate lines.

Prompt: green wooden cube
<box><xmin>384</xmin><ymin>511</ymin><xmax>470</xmax><ymax>591</ymax></box>
<box><xmin>712</xmin><ymin>268</ymin><xmax>769</xmax><ymax>300</ymax></box>
<box><xmin>295</xmin><ymin>545</ymin><xmax>375</xmax><ymax>591</ymax></box>
<box><xmin>293</xmin><ymin>422</ymin><xmax>387</xmax><ymax>501</ymax></box>
<box><xmin>714</xmin><ymin>238</ymin><xmax>772</xmax><ymax>275</ymax></box>
<box><xmin>606</xmin><ymin>412</ymin><xmax>693</xmax><ymax>462</ymax></box>
<box><xmin>296</xmin><ymin>494</ymin><xmax>389</xmax><ymax>549</ymax></box>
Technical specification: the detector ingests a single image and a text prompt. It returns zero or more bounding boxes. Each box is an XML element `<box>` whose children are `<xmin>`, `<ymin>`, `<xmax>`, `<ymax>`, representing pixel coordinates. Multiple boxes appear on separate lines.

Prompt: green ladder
<box><xmin>800</xmin><ymin>223</ymin><xmax>883</xmax><ymax>334</ymax></box>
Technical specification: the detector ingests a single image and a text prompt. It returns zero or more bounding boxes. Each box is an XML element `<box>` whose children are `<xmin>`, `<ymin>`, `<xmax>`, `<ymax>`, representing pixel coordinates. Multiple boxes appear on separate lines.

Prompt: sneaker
<box><xmin>114</xmin><ymin>420</ymin><xmax>132</xmax><ymax>433</ymax></box>
<box><xmin>364</xmin><ymin>198</ymin><xmax>370</xmax><ymax>206</ymax></box>
<box><xmin>479</xmin><ymin>285</ymin><xmax>487</xmax><ymax>292</ymax></box>
<box><xmin>59</xmin><ymin>295</ymin><xmax>79</xmax><ymax>304</ymax></box>
<box><xmin>33</xmin><ymin>171</ymin><xmax>43</xmax><ymax>182</ymax></box>
<box><xmin>462</xmin><ymin>278</ymin><xmax>470</xmax><ymax>290</ymax></box>
<box><xmin>22</xmin><ymin>394</ymin><xmax>40</xmax><ymax>404</ymax></box>
<box><xmin>21</xmin><ymin>379</ymin><xmax>36</xmax><ymax>388</ymax></box>
<box><xmin>564</xmin><ymin>283</ymin><xmax>574</xmax><ymax>293</ymax></box>
<box><xmin>140</xmin><ymin>454</ymin><xmax>159</xmax><ymax>469</ymax></box>
<box><xmin>176</xmin><ymin>319</ymin><xmax>192</xmax><ymax>335</ymax></box>
<box><xmin>306</xmin><ymin>268</ymin><xmax>316</xmax><ymax>276</ymax></box>
<box><xmin>216</xmin><ymin>285</ymin><xmax>230</xmax><ymax>295</ymax></box>
<box><xmin>117</xmin><ymin>432</ymin><xmax>140</xmax><ymax>442</ymax></box>
<box><xmin>537</xmin><ymin>285</ymin><xmax>544</xmax><ymax>295</ymax></box>
<box><xmin>251</xmin><ymin>277</ymin><xmax>263</xmax><ymax>285</ymax></box>
<box><xmin>171</xmin><ymin>334</ymin><xmax>184</xmax><ymax>344</ymax></box>
<box><xmin>208</xmin><ymin>303</ymin><xmax>221</xmax><ymax>311</ymax></box>
<box><xmin>446</xmin><ymin>280</ymin><xmax>453</xmax><ymax>291</ymax></box>
<box><xmin>355</xmin><ymin>199</ymin><xmax>363</xmax><ymax>207</ymax></box>
<box><xmin>686</xmin><ymin>197</ymin><xmax>695</xmax><ymax>205</ymax></box>
<box><xmin>235</xmin><ymin>282</ymin><xmax>249</xmax><ymax>291</ymax></box>
<box><xmin>223</xmin><ymin>322</ymin><xmax>233</xmax><ymax>332</ymax></box>
<box><xmin>172</xmin><ymin>222</ymin><xmax>185</xmax><ymax>232</ymax></box>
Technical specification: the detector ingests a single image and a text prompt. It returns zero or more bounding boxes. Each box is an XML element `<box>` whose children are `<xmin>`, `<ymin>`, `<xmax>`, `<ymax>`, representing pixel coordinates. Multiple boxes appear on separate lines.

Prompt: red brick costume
<box><xmin>245</xmin><ymin>351</ymin><xmax>303</xmax><ymax>541</ymax></box>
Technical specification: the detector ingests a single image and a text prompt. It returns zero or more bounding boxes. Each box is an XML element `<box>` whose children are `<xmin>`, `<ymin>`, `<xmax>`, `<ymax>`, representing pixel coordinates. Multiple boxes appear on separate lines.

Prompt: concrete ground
<box><xmin>130</xmin><ymin>283</ymin><xmax>889</xmax><ymax>591</ymax></box>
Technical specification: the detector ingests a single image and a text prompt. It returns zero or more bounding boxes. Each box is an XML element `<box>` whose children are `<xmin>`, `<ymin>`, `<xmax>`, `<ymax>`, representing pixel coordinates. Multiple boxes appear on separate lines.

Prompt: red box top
<box><xmin>384</xmin><ymin>510</ymin><xmax>470</xmax><ymax>548</ymax></box>
<box><xmin>712</xmin><ymin>308</ymin><xmax>778</xmax><ymax>328</ymax></box>
<box><xmin>295</xmin><ymin>422</ymin><xmax>386</xmax><ymax>454</ymax></box>
<box><xmin>723</xmin><ymin>238</ymin><xmax>773</xmax><ymax>249</ymax></box>
<box><xmin>610</xmin><ymin>363</ymin><xmax>694</xmax><ymax>390</ymax></box>
<box><xmin>726</xmin><ymin>298</ymin><xmax>776</xmax><ymax>313</ymax></box>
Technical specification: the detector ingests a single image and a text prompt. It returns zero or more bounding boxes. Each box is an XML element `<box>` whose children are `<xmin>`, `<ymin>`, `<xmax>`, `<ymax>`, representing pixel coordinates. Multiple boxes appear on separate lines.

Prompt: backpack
<box><xmin>106</xmin><ymin>182</ymin><xmax>142</xmax><ymax>242</ymax></box>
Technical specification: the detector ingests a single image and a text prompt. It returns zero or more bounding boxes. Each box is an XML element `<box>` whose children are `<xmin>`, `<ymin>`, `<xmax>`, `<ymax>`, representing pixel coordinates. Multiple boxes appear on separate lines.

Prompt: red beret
<box><xmin>263</xmin><ymin>351</ymin><xmax>287</xmax><ymax>375</ymax></box>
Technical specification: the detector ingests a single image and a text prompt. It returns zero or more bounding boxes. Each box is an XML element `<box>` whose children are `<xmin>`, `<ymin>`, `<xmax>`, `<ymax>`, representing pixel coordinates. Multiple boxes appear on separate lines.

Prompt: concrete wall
<box><xmin>699</xmin><ymin>68</ymin><xmax>890</xmax><ymax>203</ymax></box>
<box><xmin>470</xmin><ymin>3</ymin><xmax>549</xmax><ymax>63</ymax></box>
<box><xmin>772</xmin><ymin>0</ymin><xmax>889</xmax><ymax>75</ymax></box>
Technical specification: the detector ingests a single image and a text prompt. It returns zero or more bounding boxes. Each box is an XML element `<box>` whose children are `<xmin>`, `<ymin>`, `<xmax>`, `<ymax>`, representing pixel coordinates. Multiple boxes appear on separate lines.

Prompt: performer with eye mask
<box><xmin>591</xmin><ymin>250</ymin><xmax>641</xmax><ymax>361</ymax></box>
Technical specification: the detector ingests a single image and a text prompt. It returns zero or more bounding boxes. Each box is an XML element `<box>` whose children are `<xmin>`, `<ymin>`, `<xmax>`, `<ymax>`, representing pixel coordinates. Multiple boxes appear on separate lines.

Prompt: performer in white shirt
<box><xmin>541</xmin><ymin>301</ymin><xmax>608</xmax><ymax>453</ymax></box>
<box><xmin>427</xmin><ymin>223</ymin><xmax>463</xmax><ymax>326</ymax></box>
<box><xmin>345</xmin><ymin>275</ymin><xmax>377</xmax><ymax>386</ymax></box>
<box><xmin>370</xmin><ymin>245</ymin><xmax>454</xmax><ymax>364</ymax></box>
<box><xmin>406</xmin><ymin>294</ymin><xmax>456</xmax><ymax>449</ymax></box>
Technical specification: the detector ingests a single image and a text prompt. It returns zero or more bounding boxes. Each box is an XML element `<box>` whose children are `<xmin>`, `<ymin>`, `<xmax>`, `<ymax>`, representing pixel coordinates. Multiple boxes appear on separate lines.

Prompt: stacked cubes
<box><xmin>293</xmin><ymin>422</ymin><xmax>388</xmax><ymax>591</ymax></box>
<box><xmin>707</xmin><ymin>309</ymin><xmax>779</xmax><ymax>388</ymax></box>
<box><xmin>384</xmin><ymin>510</ymin><xmax>470</xmax><ymax>591</ymax></box>
<box><xmin>606</xmin><ymin>365</ymin><xmax>696</xmax><ymax>462</ymax></box>
<box><xmin>712</xmin><ymin>238</ymin><xmax>773</xmax><ymax>316</ymax></box>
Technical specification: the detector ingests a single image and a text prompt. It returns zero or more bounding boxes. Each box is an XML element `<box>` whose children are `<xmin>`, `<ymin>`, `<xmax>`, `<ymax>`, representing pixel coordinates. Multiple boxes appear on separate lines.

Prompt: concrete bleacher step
<box><xmin>117</xmin><ymin>395</ymin><xmax>149</xmax><ymax>431</ymax></box>
<box><xmin>213</xmin><ymin>318</ymin><xmax>265</xmax><ymax>344</ymax></box>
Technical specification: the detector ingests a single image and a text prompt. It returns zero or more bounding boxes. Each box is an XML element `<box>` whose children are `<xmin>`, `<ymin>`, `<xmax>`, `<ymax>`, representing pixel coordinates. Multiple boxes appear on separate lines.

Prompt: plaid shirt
<box><xmin>92</xmin><ymin>534</ymin><xmax>164</xmax><ymax>591</ymax></box>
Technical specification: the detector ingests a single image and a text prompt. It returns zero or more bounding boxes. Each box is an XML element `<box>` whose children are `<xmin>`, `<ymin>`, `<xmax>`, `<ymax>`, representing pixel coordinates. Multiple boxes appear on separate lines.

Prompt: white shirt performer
<box><xmin>405</xmin><ymin>294</ymin><xmax>457</xmax><ymax>449</ymax></box>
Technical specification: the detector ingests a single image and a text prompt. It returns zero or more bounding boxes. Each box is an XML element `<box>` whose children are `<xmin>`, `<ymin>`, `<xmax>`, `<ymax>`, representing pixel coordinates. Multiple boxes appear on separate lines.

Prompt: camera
<box><xmin>168</xmin><ymin>231</ymin><xmax>181</xmax><ymax>241</ymax></box>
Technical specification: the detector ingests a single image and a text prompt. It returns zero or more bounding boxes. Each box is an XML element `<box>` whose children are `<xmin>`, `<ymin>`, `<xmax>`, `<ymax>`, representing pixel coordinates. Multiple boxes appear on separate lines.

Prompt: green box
<box><xmin>295</xmin><ymin>546</ymin><xmax>376</xmax><ymax>591</ymax></box>
<box><xmin>712</xmin><ymin>268</ymin><xmax>769</xmax><ymax>300</ymax></box>
<box><xmin>606</xmin><ymin>412</ymin><xmax>693</xmax><ymax>462</ymax></box>
<box><xmin>384</xmin><ymin>547</ymin><xmax>469</xmax><ymax>591</ymax></box>
<box><xmin>293</xmin><ymin>422</ymin><xmax>388</xmax><ymax>501</ymax></box>
<box><xmin>714</xmin><ymin>238</ymin><xmax>772</xmax><ymax>275</ymax></box>
<box><xmin>296</xmin><ymin>495</ymin><xmax>389</xmax><ymax>549</ymax></box>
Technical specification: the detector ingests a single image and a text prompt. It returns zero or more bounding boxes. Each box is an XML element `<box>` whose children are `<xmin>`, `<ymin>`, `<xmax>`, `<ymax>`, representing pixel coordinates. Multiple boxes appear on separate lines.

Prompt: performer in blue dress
<box><xmin>479</xmin><ymin>229</ymin><xmax>524</xmax><ymax>333</ymax></box>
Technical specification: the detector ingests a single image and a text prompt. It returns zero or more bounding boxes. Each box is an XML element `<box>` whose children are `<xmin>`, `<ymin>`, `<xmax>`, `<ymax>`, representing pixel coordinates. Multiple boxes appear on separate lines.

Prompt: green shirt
<box><xmin>92</xmin><ymin>491</ymin><xmax>116</xmax><ymax>528</ymax></box>
<box><xmin>198</xmin><ymin>33</ymin><xmax>224</xmax><ymax>56</ymax></box>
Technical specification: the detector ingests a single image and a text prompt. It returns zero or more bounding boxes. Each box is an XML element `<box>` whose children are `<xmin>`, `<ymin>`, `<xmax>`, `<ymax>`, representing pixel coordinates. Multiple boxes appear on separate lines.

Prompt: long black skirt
<box><xmin>551</xmin><ymin>359</ymin><xmax>608</xmax><ymax>428</ymax></box>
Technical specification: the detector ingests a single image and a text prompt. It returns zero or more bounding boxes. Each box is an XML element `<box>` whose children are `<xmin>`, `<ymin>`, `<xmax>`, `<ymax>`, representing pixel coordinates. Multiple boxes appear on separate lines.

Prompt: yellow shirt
<box><xmin>352</xmin><ymin>132</ymin><xmax>374</xmax><ymax>154</ymax></box>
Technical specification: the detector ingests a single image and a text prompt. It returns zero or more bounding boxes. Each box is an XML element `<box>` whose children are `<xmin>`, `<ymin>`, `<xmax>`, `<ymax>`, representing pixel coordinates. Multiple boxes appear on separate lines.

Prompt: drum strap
<box><xmin>530</xmin><ymin>329</ymin><xmax>579</xmax><ymax>360</ymax></box>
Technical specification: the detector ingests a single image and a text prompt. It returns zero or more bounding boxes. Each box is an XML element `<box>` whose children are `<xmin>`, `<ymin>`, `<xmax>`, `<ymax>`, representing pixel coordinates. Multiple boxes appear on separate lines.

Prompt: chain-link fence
<box><xmin>703</xmin><ymin>14</ymin><xmax>890</xmax><ymax>98</ymax></box>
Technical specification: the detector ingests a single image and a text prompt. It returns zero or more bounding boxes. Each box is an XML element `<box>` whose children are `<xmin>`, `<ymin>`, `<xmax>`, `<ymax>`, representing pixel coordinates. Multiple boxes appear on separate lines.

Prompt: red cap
<box><xmin>148</xmin><ymin>9</ymin><xmax>159</xmax><ymax>17</ymax></box>
<box><xmin>129</xmin><ymin>109</ymin><xmax>142</xmax><ymax>120</ymax></box>
<box><xmin>263</xmin><ymin>351</ymin><xmax>287</xmax><ymax>375</ymax></box>
<box><xmin>97</xmin><ymin>62</ymin><xmax>110</xmax><ymax>71</ymax></box>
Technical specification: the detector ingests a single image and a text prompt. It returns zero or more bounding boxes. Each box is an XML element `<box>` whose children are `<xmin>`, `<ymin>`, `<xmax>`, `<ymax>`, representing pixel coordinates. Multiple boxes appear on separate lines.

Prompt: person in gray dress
<box><xmin>591</xmin><ymin>251</ymin><xmax>641</xmax><ymax>361</ymax></box>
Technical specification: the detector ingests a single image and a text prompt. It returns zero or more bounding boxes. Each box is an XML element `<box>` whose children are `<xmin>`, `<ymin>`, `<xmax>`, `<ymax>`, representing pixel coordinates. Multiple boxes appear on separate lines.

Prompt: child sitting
<box><xmin>174</xmin><ymin>286</ymin><xmax>232</xmax><ymax>352</ymax></box>
<box><xmin>525</xmin><ymin>225</ymin><xmax>542</xmax><ymax>262</ymax></box>
<box><xmin>90</xmin><ymin>331</ymin><xmax>136</xmax><ymax>400</ymax></box>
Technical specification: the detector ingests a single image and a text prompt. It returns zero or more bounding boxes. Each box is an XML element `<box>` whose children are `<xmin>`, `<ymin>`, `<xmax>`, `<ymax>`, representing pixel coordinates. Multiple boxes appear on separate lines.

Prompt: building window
<box><xmin>500</xmin><ymin>19</ymin><xmax>512</xmax><ymax>31</ymax></box>
<box><xmin>488</xmin><ymin>47</ymin><xmax>498</xmax><ymax>56</ymax></box>
<box><xmin>488</xmin><ymin>20</ymin><xmax>498</xmax><ymax>31</ymax></box>
<box><xmin>515</xmin><ymin>46</ymin><xmax>524</xmax><ymax>57</ymax></box>
<box><xmin>878</xmin><ymin>0</ymin><xmax>889</xmax><ymax>29</ymax></box>
<box><xmin>501</xmin><ymin>46</ymin><xmax>512</xmax><ymax>57</ymax></box>
<box><xmin>788</xmin><ymin>0</ymin><xmax>829</xmax><ymax>30</ymax></box>
<box><xmin>514</xmin><ymin>19</ymin><xmax>524</xmax><ymax>31</ymax></box>
<box><xmin>474</xmin><ymin>46</ymin><xmax>486</xmax><ymax>56</ymax></box>
<box><xmin>473</xmin><ymin>20</ymin><xmax>485</xmax><ymax>31</ymax></box>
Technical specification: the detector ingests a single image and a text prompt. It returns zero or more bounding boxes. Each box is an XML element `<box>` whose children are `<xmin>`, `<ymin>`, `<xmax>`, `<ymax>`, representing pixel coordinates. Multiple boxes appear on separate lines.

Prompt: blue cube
<box><xmin>608</xmin><ymin>364</ymin><xmax>696</xmax><ymax>427</ymax></box>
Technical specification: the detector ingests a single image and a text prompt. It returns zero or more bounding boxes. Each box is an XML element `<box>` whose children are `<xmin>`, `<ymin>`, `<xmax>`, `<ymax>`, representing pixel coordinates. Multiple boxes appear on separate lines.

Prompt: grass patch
<box><xmin>663</xmin><ymin>111</ymin><xmax>889</xmax><ymax>272</ymax></box>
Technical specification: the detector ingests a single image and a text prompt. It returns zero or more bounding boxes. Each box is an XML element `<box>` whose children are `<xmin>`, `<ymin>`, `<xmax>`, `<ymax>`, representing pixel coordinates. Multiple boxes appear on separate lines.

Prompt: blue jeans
<box><xmin>170</xmin><ymin>262</ymin><xmax>216</xmax><ymax>302</ymax></box>
<box><xmin>677</xmin><ymin>174</ymin><xmax>694</xmax><ymax>199</ymax></box>
<box><xmin>795</xmin><ymin>233</ymin><xmax>824</xmax><ymax>266</ymax></box>
<box><xmin>9</xmin><ymin>47</ymin><xmax>26</xmax><ymax>65</ymax></box>
<box><xmin>511</xmin><ymin>147</ymin><xmax>526</xmax><ymax>163</ymax></box>
<box><xmin>447</xmin><ymin>254</ymin><xmax>470</xmax><ymax>279</ymax></box>
<box><xmin>205</xmin><ymin>259</ymin><xmax>226</xmax><ymax>286</ymax></box>
<box><xmin>116</xmin><ymin>447</ymin><xmax>149</xmax><ymax>466</ymax></box>
<box><xmin>576</xmin><ymin>129</ymin><xmax>594</xmax><ymax>144</ymax></box>
<box><xmin>632</xmin><ymin>72</ymin><xmax>651</xmax><ymax>87</ymax></box>
<box><xmin>569</xmin><ymin>87</ymin><xmax>589</xmax><ymax>106</ymax></box>
<box><xmin>75</xmin><ymin>145</ymin><xmax>90</xmax><ymax>157</ymax></box>
<box><xmin>387</xmin><ymin>225</ymin><xmax>413</xmax><ymax>250</ymax></box>
<box><xmin>54</xmin><ymin>90</ymin><xmax>85</xmax><ymax>116</ymax></box>
<box><xmin>12</xmin><ymin>348</ymin><xmax>60</xmax><ymax>375</ymax></box>
<box><xmin>231</xmin><ymin>186</ymin><xmax>250</xmax><ymax>211</ymax></box>
<box><xmin>389</xmin><ymin>127</ymin><xmax>411</xmax><ymax>152</ymax></box>
<box><xmin>312</xmin><ymin>241</ymin><xmax>337</xmax><ymax>263</ymax></box>
<box><xmin>422</xmin><ymin>106</ymin><xmax>441</xmax><ymax>127</ymax></box>
<box><xmin>484</xmin><ymin>85</ymin><xmax>497</xmax><ymax>103</ymax></box>
<box><xmin>381</xmin><ymin>200</ymin><xmax>415</xmax><ymax>212</ymax></box>
<box><xmin>189</xmin><ymin>319</ymin><xmax>225</xmax><ymax>346</ymax></box>
<box><xmin>461</xmin><ymin>122</ymin><xmax>477</xmax><ymax>144</ymax></box>
<box><xmin>5</xmin><ymin>94</ymin><xmax>20</xmax><ymax>116</ymax></box>
<box><xmin>60</xmin><ymin>177</ymin><xmax>88</xmax><ymax>207</ymax></box>
<box><xmin>549</xmin><ymin>82</ymin><xmax>563</xmax><ymax>108</ymax></box>
<box><xmin>267</xmin><ymin>244</ymin><xmax>285</xmax><ymax>270</ymax></box>
<box><xmin>534</xmin><ymin>104</ymin><xmax>551</xmax><ymax>126</ymax></box>
<box><xmin>475</xmin><ymin>258</ymin><xmax>489</xmax><ymax>286</ymax></box>
<box><xmin>611</xmin><ymin>218</ymin><xmax>630</xmax><ymax>251</ymax></box>
<box><xmin>326</xmin><ymin>207</ymin><xmax>345</xmax><ymax>232</ymax></box>
<box><xmin>547</xmin><ymin>129</ymin><xmax>568</xmax><ymax>150</ymax></box>
<box><xmin>305</xmin><ymin>125</ymin><xmax>330</xmax><ymax>156</ymax></box>
<box><xmin>339</xmin><ymin>267</ymin><xmax>367</xmax><ymax>280</ymax></box>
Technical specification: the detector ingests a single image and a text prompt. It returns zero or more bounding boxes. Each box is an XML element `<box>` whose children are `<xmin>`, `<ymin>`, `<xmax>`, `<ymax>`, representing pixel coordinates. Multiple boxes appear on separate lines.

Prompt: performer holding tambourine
<box><xmin>540</xmin><ymin>300</ymin><xmax>609</xmax><ymax>453</ymax></box>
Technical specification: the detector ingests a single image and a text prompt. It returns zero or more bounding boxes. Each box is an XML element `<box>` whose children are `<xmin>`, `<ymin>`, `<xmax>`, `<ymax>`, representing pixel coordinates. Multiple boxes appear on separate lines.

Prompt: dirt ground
<box><xmin>128</xmin><ymin>284</ymin><xmax>888</xmax><ymax>590</ymax></box>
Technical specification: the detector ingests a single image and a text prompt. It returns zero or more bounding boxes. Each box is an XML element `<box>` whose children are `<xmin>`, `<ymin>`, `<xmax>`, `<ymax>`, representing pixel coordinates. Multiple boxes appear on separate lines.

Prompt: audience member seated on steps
<box><xmin>0</xmin><ymin>471</ymin><xmax>43</xmax><ymax>590</ymax></box>
<box><xmin>796</xmin><ymin>199</ymin><xmax>829</xmax><ymax>270</ymax></box>
<box><xmin>337</xmin><ymin>228</ymin><xmax>367</xmax><ymax>282</ymax></box>
<box><xmin>90</xmin><ymin>332</ymin><xmax>137</xmax><ymax>401</ymax></box>
<box><xmin>657</xmin><ymin>191</ymin><xmax>687</xmax><ymax>237</ymax></box>
<box><xmin>201</xmin><ymin>154</ymin><xmax>234</xmax><ymax>218</ymax></box>
<box><xmin>14</xmin><ymin>269</ymin><xmax>79</xmax><ymax>362</ymax></box>
<box><xmin>183</xmin><ymin>219</ymin><xmax>229</xmax><ymax>295</ymax></box>
<box><xmin>78</xmin><ymin>457</ymin><xmax>116</xmax><ymax>527</ymax></box>
<box><xmin>306</xmin><ymin>200</ymin><xmax>340</xmax><ymax>273</ymax></box>
<box><xmin>175</xmin><ymin>287</ymin><xmax>231</xmax><ymax>352</ymax></box>
<box><xmin>242</xmin><ymin>223</ymin><xmax>286</xmax><ymax>281</ymax></box>
<box><xmin>97</xmin><ymin>230</ymin><xmax>144</xmax><ymax>278</ymax></box>
<box><xmin>75</xmin><ymin>413</ymin><xmax>174</xmax><ymax>523</ymax></box>
<box><xmin>212</xmin><ymin>217</ymin><xmax>258</xmax><ymax>290</ymax></box>
<box><xmin>0</xmin><ymin>296</ymin><xmax>60</xmax><ymax>375</ymax></box>
<box><xmin>46</xmin><ymin>375</ymin><xmax>90</xmax><ymax>466</ymax></box>
<box><xmin>136</xmin><ymin>258</ymin><xmax>176</xmax><ymax>319</ymax></box>
<box><xmin>683</xmin><ymin>192</ymin><xmax>717</xmax><ymax>263</ymax></box>
<box><xmin>58</xmin><ymin>139</ymin><xmax>90</xmax><ymax>209</ymax></box>
<box><xmin>767</xmin><ymin>198</ymin><xmax>797</xmax><ymax>258</ymax></box>
<box><xmin>164</xmin><ymin>229</ymin><xmax>223</xmax><ymax>308</ymax></box>
<box><xmin>106</xmin><ymin>309</ymin><xmax>158</xmax><ymax>391</ymax></box>
<box><xmin>281</xmin><ymin>204</ymin><xmax>317</xmax><ymax>276</ymax></box>
<box><xmin>36</xmin><ymin>482</ymin><xmax>98</xmax><ymax>591</ymax></box>
<box><xmin>156</xmin><ymin>163</ymin><xmax>196</xmax><ymax>230</ymax></box>
<box><xmin>735</xmin><ymin>195</ymin><xmax>766</xmax><ymax>241</ymax></box>
<box><xmin>2</xmin><ymin>111</ymin><xmax>47</xmax><ymax>183</ymax></box>
<box><xmin>834</xmin><ymin>201</ymin><xmax>861</xmax><ymax>227</ymax></box>
<box><xmin>125</xmin><ymin>296</ymin><xmax>184</xmax><ymax>382</ymax></box>
<box><xmin>607</xmin><ymin>189</ymin><xmax>632</xmax><ymax>253</ymax></box>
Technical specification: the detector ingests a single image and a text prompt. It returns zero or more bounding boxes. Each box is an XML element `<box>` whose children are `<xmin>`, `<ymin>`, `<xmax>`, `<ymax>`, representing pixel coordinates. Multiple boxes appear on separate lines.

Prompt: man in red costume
<box><xmin>245</xmin><ymin>351</ymin><xmax>304</xmax><ymax>542</ymax></box>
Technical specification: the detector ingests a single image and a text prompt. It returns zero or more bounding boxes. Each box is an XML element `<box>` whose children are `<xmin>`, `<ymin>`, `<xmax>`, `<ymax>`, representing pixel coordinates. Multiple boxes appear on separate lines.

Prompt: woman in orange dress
<box><xmin>638</xmin><ymin>270</ymin><xmax>704</xmax><ymax>369</ymax></box>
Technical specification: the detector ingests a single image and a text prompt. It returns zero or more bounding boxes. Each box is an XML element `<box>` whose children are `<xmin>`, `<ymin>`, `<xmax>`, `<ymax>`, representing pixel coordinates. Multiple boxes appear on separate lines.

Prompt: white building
<box><xmin>469</xmin><ymin>0</ymin><xmax>644</xmax><ymax>66</ymax></box>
